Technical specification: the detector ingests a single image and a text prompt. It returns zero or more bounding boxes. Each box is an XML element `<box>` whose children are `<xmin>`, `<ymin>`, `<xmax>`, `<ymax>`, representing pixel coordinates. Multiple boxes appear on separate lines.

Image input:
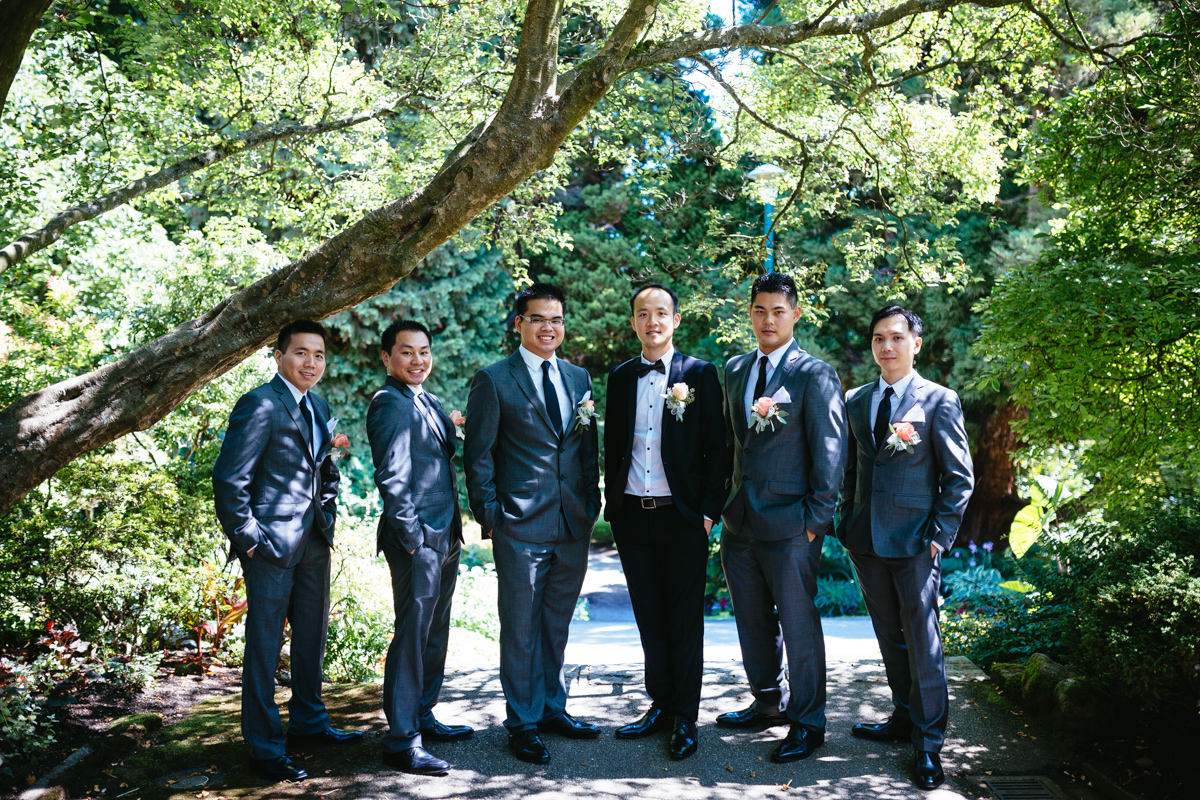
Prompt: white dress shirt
<box><xmin>278</xmin><ymin>374</ymin><xmax>321</xmax><ymax>457</ymax></box>
<box><xmin>518</xmin><ymin>345</ymin><xmax>571</xmax><ymax>434</ymax></box>
<box><xmin>870</xmin><ymin>369</ymin><xmax>917</xmax><ymax>431</ymax></box>
<box><xmin>625</xmin><ymin>347</ymin><xmax>673</xmax><ymax>497</ymax></box>
<box><xmin>743</xmin><ymin>338</ymin><xmax>795</xmax><ymax>413</ymax></box>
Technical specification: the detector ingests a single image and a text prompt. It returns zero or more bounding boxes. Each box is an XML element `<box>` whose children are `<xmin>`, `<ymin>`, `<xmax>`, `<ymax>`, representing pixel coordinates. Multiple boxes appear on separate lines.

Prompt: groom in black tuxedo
<box><xmin>604</xmin><ymin>284</ymin><xmax>730</xmax><ymax>760</ymax></box>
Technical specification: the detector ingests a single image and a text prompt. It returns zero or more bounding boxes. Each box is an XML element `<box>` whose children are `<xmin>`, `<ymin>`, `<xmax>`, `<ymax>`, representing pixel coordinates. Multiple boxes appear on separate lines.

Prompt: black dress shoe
<box><xmin>250</xmin><ymin>755</ymin><xmax>307</xmax><ymax>781</ymax></box>
<box><xmin>540</xmin><ymin>712</ymin><xmax>601</xmax><ymax>739</ymax></box>
<box><xmin>382</xmin><ymin>746</ymin><xmax>450</xmax><ymax>776</ymax></box>
<box><xmin>615</xmin><ymin>707</ymin><xmax>669</xmax><ymax>739</ymax></box>
<box><xmin>286</xmin><ymin>727</ymin><xmax>366</xmax><ymax>749</ymax></box>
<box><xmin>508</xmin><ymin>729</ymin><xmax>551</xmax><ymax>764</ymax></box>
<box><xmin>668</xmin><ymin>717</ymin><xmax>698</xmax><ymax>760</ymax></box>
<box><xmin>420</xmin><ymin>718</ymin><xmax>475</xmax><ymax>743</ymax></box>
<box><xmin>914</xmin><ymin>751</ymin><xmax>944</xmax><ymax>790</ymax></box>
<box><xmin>851</xmin><ymin>717</ymin><xmax>913</xmax><ymax>743</ymax></box>
<box><xmin>770</xmin><ymin>725</ymin><xmax>825</xmax><ymax>762</ymax></box>
<box><xmin>715</xmin><ymin>705</ymin><xmax>789</xmax><ymax>730</ymax></box>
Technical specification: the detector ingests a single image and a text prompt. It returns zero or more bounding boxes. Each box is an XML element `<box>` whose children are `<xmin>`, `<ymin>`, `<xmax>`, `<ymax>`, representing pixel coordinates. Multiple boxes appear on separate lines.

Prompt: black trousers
<box><xmin>612</xmin><ymin>499</ymin><xmax>709</xmax><ymax>721</ymax></box>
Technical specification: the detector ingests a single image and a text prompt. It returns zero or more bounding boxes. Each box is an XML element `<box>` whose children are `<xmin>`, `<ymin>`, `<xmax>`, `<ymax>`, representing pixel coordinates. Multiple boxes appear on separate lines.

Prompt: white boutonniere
<box><xmin>885</xmin><ymin>422</ymin><xmax>922</xmax><ymax>454</ymax></box>
<box><xmin>449</xmin><ymin>410</ymin><xmax>466</xmax><ymax>441</ymax></box>
<box><xmin>749</xmin><ymin>396</ymin><xmax>788</xmax><ymax>433</ymax></box>
<box><xmin>662</xmin><ymin>382</ymin><xmax>695</xmax><ymax>422</ymax></box>
<box><xmin>573</xmin><ymin>391</ymin><xmax>598</xmax><ymax>433</ymax></box>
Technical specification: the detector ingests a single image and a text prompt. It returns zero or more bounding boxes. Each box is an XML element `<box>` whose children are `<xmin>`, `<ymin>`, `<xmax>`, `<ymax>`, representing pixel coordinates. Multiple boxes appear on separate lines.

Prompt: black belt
<box><xmin>627</xmin><ymin>494</ymin><xmax>673</xmax><ymax>509</ymax></box>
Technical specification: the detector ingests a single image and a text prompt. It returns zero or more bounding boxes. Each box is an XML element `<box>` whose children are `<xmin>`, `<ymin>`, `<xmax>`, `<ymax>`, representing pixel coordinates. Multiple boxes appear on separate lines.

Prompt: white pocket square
<box><xmin>770</xmin><ymin>387</ymin><xmax>792</xmax><ymax>404</ymax></box>
<box><xmin>901</xmin><ymin>406</ymin><xmax>926</xmax><ymax>423</ymax></box>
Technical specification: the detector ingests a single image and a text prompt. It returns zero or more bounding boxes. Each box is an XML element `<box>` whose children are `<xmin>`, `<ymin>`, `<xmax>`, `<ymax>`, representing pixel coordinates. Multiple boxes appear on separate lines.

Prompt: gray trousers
<box><xmin>721</xmin><ymin>531</ymin><xmax>826</xmax><ymax>732</ymax></box>
<box><xmin>492</xmin><ymin>531</ymin><xmax>590</xmax><ymax>730</ymax></box>
<box><xmin>849</xmin><ymin>546</ymin><xmax>948</xmax><ymax>752</ymax></box>
<box><xmin>380</xmin><ymin>540</ymin><xmax>461</xmax><ymax>751</ymax></box>
<box><xmin>238</xmin><ymin>532</ymin><xmax>331</xmax><ymax>760</ymax></box>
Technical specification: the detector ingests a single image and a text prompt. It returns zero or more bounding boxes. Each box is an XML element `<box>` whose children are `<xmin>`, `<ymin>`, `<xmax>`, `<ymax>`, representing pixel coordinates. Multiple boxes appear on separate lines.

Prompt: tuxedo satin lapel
<box><xmin>272</xmin><ymin>376</ymin><xmax>314</xmax><ymax>466</ymax></box>
<box><xmin>624</xmin><ymin>362</ymin><xmax>638</xmax><ymax>453</ymax></box>
<box><xmin>729</xmin><ymin>353</ymin><xmax>752</xmax><ymax>434</ymax></box>
<box><xmin>508</xmin><ymin>353</ymin><xmax>557</xmax><ymax>436</ymax></box>
<box><xmin>661</xmin><ymin>350</ymin><xmax>685</xmax><ymax>432</ymax></box>
<box><xmin>890</xmin><ymin>373</ymin><xmax>926</xmax><ymax>428</ymax></box>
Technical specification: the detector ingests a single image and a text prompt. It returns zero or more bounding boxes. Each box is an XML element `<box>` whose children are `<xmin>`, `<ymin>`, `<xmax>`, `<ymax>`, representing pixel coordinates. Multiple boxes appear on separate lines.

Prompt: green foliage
<box><xmin>814</xmin><ymin>578</ymin><xmax>864</xmax><ymax>617</ymax></box>
<box><xmin>0</xmin><ymin>454</ymin><xmax>228</xmax><ymax>652</ymax></box>
<box><xmin>0</xmin><ymin>686</ymin><xmax>55</xmax><ymax>770</ymax></box>
<box><xmin>323</xmin><ymin>595</ymin><xmax>390</xmax><ymax>683</ymax></box>
<box><xmin>1069</xmin><ymin>503</ymin><xmax>1200</xmax><ymax>715</ymax></box>
<box><xmin>941</xmin><ymin>594</ymin><xmax>1073</xmax><ymax>668</ymax></box>
<box><xmin>452</xmin><ymin>563</ymin><xmax>501</xmax><ymax>642</ymax></box>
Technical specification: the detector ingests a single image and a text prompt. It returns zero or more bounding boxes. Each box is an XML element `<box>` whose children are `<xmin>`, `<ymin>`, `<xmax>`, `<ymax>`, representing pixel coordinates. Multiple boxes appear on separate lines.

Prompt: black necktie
<box><xmin>298</xmin><ymin>395</ymin><xmax>314</xmax><ymax>456</ymax></box>
<box><xmin>542</xmin><ymin>360</ymin><xmax>563</xmax><ymax>435</ymax></box>
<box><xmin>874</xmin><ymin>386</ymin><xmax>895</xmax><ymax>449</ymax></box>
<box><xmin>637</xmin><ymin>360</ymin><xmax>665</xmax><ymax>378</ymax></box>
<box><xmin>752</xmin><ymin>355</ymin><xmax>769</xmax><ymax>402</ymax></box>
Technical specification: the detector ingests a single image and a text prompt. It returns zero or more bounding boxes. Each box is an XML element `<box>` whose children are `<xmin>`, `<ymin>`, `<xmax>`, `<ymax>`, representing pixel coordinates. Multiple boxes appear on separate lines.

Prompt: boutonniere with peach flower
<box><xmin>572</xmin><ymin>391</ymin><xmax>598</xmax><ymax>434</ymax></box>
<box><xmin>325</xmin><ymin>418</ymin><xmax>351</xmax><ymax>461</ymax></box>
<box><xmin>886</xmin><ymin>422</ymin><xmax>922</xmax><ymax>454</ymax></box>
<box><xmin>662</xmin><ymin>382</ymin><xmax>695</xmax><ymax>422</ymax></box>
<box><xmin>749</xmin><ymin>396</ymin><xmax>788</xmax><ymax>433</ymax></box>
<box><xmin>449</xmin><ymin>410</ymin><xmax>466</xmax><ymax>441</ymax></box>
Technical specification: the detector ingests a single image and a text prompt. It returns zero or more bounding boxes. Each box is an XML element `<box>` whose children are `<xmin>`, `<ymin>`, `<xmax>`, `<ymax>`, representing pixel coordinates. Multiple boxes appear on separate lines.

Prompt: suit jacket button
<box><xmin>875</xmin><ymin>461</ymin><xmax>884</xmax><ymax>467</ymax></box>
<box><xmin>744</xmin><ymin>476</ymin><xmax>752</xmax><ymax>482</ymax></box>
<box><xmin>744</xmin><ymin>447</ymin><xmax>750</xmax><ymax>454</ymax></box>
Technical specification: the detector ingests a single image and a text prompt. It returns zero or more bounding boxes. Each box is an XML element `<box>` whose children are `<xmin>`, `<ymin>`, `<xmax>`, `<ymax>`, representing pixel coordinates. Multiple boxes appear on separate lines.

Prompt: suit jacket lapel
<box><xmin>624</xmin><ymin>362</ymin><xmax>638</xmax><ymax>454</ymax></box>
<box><xmin>425</xmin><ymin>395</ymin><xmax>456</xmax><ymax>457</ymax></box>
<box><xmin>660</xmin><ymin>350</ymin><xmax>685</xmax><ymax>434</ymax></box>
<box><xmin>564</xmin><ymin>365</ymin><xmax>582</xmax><ymax>438</ymax></box>
<box><xmin>272</xmin><ymin>376</ymin><xmax>315</xmax><ymax>466</ymax></box>
<box><xmin>729</xmin><ymin>353</ymin><xmax>752</xmax><ymax>435</ymax></box>
<box><xmin>854</xmin><ymin>387</ymin><xmax>877</xmax><ymax>456</ymax></box>
<box><xmin>890</xmin><ymin>373</ymin><xmax>926</xmax><ymax>430</ymax></box>
<box><xmin>508</xmin><ymin>351</ymin><xmax>559</xmax><ymax>439</ymax></box>
<box><xmin>311</xmin><ymin>397</ymin><xmax>328</xmax><ymax>462</ymax></box>
<box><xmin>762</xmin><ymin>342</ymin><xmax>803</xmax><ymax>401</ymax></box>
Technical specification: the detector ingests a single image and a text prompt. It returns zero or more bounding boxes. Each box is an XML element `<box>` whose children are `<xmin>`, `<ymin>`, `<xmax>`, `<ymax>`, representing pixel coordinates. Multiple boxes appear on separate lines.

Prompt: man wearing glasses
<box><xmin>465</xmin><ymin>283</ymin><xmax>602</xmax><ymax>765</ymax></box>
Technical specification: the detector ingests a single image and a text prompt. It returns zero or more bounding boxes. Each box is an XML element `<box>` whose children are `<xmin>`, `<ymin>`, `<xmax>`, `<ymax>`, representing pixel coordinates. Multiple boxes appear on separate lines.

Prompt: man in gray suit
<box><xmin>836</xmin><ymin>306</ymin><xmax>974</xmax><ymax>790</ymax></box>
<box><xmin>464</xmin><ymin>283</ymin><xmax>602</xmax><ymax>765</ymax></box>
<box><xmin>367</xmin><ymin>320</ymin><xmax>474</xmax><ymax>776</ymax></box>
<box><xmin>718</xmin><ymin>272</ymin><xmax>846</xmax><ymax>763</ymax></box>
<box><xmin>212</xmin><ymin>320</ymin><xmax>364</xmax><ymax>782</ymax></box>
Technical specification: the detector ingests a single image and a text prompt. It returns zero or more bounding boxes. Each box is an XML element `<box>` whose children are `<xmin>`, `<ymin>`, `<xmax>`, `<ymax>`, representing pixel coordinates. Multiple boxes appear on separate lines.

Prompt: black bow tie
<box><xmin>637</xmin><ymin>360</ymin><xmax>666</xmax><ymax>378</ymax></box>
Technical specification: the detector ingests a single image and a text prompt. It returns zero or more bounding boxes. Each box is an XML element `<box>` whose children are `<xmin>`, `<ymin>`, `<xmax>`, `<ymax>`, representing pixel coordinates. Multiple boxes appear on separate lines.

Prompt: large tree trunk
<box><xmin>957</xmin><ymin>402</ymin><xmax>1028</xmax><ymax>548</ymax></box>
<box><xmin>0</xmin><ymin>0</ymin><xmax>52</xmax><ymax>119</ymax></box>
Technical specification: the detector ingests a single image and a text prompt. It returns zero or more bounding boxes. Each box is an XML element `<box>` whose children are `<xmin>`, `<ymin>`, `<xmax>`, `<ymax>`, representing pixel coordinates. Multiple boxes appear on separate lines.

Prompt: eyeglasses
<box><xmin>518</xmin><ymin>315</ymin><xmax>566</xmax><ymax>328</ymax></box>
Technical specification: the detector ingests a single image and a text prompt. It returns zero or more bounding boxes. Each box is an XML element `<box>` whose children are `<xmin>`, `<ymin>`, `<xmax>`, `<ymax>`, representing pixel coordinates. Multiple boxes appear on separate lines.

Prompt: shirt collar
<box><xmin>639</xmin><ymin>346</ymin><xmax>674</xmax><ymax>370</ymax></box>
<box><xmin>754</xmin><ymin>339</ymin><xmax>794</xmax><ymax>370</ymax></box>
<box><xmin>519</xmin><ymin>344</ymin><xmax>557</xmax><ymax>372</ymax></box>
<box><xmin>277</xmin><ymin>374</ymin><xmax>306</xmax><ymax>405</ymax></box>
<box><xmin>877</xmin><ymin>369</ymin><xmax>917</xmax><ymax>400</ymax></box>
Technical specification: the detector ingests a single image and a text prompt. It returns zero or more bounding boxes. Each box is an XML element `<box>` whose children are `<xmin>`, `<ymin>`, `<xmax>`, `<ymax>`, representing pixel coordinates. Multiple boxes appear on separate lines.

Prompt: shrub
<box><xmin>323</xmin><ymin>595</ymin><xmax>390</xmax><ymax>683</ymax></box>
<box><xmin>815</xmin><ymin>577</ymin><xmax>864</xmax><ymax>616</ymax></box>
<box><xmin>941</xmin><ymin>594</ymin><xmax>1072</xmax><ymax>668</ymax></box>
<box><xmin>452</xmin><ymin>564</ymin><xmax>500</xmax><ymax>641</ymax></box>
<box><xmin>0</xmin><ymin>686</ymin><xmax>55</xmax><ymax>770</ymax></box>
<box><xmin>0</xmin><ymin>453</ymin><xmax>226</xmax><ymax>653</ymax></box>
<box><xmin>1069</xmin><ymin>504</ymin><xmax>1200</xmax><ymax>715</ymax></box>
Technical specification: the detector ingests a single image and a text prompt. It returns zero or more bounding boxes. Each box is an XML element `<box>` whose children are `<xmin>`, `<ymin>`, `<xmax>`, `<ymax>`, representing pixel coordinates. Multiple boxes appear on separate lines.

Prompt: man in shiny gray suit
<box><xmin>212</xmin><ymin>320</ymin><xmax>364</xmax><ymax>783</ymax></box>
<box><xmin>464</xmin><ymin>283</ymin><xmax>602</xmax><ymax>765</ymax></box>
<box><xmin>718</xmin><ymin>272</ymin><xmax>846</xmax><ymax>763</ymax></box>
<box><xmin>367</xmin><ymin>320</ymin><xmax>474</xmax><ymax>777</ymax></box>
<box><xmin>837</xmin><ymin>305</ymin><xmax>974</xmax><ymax>791</ymax></box>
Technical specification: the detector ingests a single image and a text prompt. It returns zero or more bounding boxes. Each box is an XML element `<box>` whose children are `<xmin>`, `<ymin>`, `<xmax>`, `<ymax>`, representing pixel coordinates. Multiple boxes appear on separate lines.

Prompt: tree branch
<box><xmin>622</xmin><ymin>0</ymin><xmax>1024</xmax><ymax>73</ymax></box>
<box><xmin>0</xmin><ymin>99</ymin><xmax>404</xmax><ymax>274</ymax></box>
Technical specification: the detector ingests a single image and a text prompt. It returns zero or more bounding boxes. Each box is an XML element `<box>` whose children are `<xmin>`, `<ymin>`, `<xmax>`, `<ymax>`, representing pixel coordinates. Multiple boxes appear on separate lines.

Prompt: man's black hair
<box><xmin>276</xmin><ymin>320</ymin><xmax>326</xmax><ymax>353</ymax></box>
<box><xmin>629</xmin><ymin>282</ymin><xmax>680</xmax><ymax>315</ymax></box>
<box><xmin>514</xmin><ymin>282</ymin><xmax>568</xmax><ymax>319</ymax></box>
<box><xmin>749</xmin><ymin>272</ymin><xmax>799</xmax><ymax>308</ymax></box>
<box><xmin>381</xmin><ymin>320</ymin><xmax>432</xmax><ymax>354</ymax></box>
<box><xmin>869</xmin><ymin>305</ymin><xmax>924</xmax><ymax>338</ymax></box>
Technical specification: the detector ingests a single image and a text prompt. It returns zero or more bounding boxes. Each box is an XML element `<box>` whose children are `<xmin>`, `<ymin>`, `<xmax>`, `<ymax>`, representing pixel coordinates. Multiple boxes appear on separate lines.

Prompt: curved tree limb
<box><xmin>0</xmin><ymin>0</ymin><xmax>53</xmax><ymax>120</ymax></box>
<box><xmin>0</xmin><ymin>98</ymin><xmax>406</xmax><ymax>274</ymax></box>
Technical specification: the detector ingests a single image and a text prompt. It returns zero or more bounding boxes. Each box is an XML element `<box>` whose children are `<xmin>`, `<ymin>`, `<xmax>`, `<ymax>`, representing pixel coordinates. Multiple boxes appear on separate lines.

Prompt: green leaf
<box><xmin>1009</xmin><ymin>504</ymin><xmax>1043</xmax><ymax>560</ymax></box>
<box><xmin>999</xmin><ymin>580</ymin><xmax>1037</xmax><ymax>593</ymax></box>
